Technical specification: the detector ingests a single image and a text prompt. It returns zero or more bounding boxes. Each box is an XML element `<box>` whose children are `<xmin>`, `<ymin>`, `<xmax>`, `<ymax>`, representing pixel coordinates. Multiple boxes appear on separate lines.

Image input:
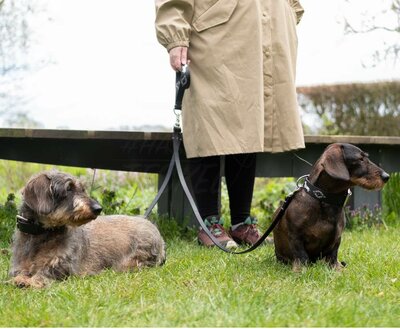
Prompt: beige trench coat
<box><xmin>155</xmin><ymin>0</ymin><xmax>305</xmax><ymax>158</ymax></box>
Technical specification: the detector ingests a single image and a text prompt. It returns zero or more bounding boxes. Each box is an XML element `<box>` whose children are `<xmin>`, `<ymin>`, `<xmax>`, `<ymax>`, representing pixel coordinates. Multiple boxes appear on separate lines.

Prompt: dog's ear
<box><xmin>320</xmin><ymin>144</ymin><xmax>350</xmax><ymax>181</ymax></box>
<box><xmin>22</xmin><ymin>174</ymin><xmax>54</xmax><ymax>215</ymax></box>
<box><xmin>49</xmin><ymin>175</ymin><xmax>71</xmax><ymax>201</ymax></box>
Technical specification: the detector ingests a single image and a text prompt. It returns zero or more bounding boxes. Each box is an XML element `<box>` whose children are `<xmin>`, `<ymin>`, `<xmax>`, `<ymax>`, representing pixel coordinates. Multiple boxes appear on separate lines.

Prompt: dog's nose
<box><xmin>381</xmin><ymin>172</ymin><xmax>390</xmax><ymax>183</ymax></box>
<box><xmin>91</xmin><ymin>202</ymin><xmax>103</xmax><ymax>215</ymax></box>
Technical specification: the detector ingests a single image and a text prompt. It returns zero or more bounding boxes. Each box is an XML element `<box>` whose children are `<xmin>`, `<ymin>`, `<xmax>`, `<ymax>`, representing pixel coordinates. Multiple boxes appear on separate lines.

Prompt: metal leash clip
<box><xmin>296</xmin><ymin>174</ymin><xmax>309</xmax><ymax>188</ymax></box>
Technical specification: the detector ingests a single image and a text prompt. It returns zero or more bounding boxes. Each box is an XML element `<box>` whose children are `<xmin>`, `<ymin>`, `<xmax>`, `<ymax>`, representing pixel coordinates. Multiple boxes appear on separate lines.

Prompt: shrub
<box><xmin>95</xmin><ymin>188</ymin><xmax>196</xmax><ymax>241</ymax></box>
<box><xmin>0</xmin><ymin>193</ymin><xmax>17</xmax><ymax>245</ymax></box>
<box><xmin>382</xmin><ymin>172</ymin><xmax>400</xmax><ymax>226</ymax></box>
<box><xmin>220</xmin><ymin>178</ymin><xmax>296</xmax><ymax>230</ymax></box>
<box><xmin>88</xmin><ymin>170</ymin><xmax>158</xmax><ymax>216</ymax></box>
<box><xmin>151</xmin><ymin>214</ymin><xmax>197</xmax><ymax>241</ymax></box>
<box><xmin>345</xmin><ymin>204</ymin><xmax>385</xmax><ymax>231</ymax></box>
<box><xmin>252</xmin><ymin>178</ymin><xmax>297</xmax><ymax>229</ymax></box>
<box><xmin>297</xmin><ymin>81</ymin><xmax>400</xmax><ymax>136</ymax></box>
<box><xmin>97</xmin><ymin>189</ymin><xmax>140</xmax><ymax>216</ymax></box>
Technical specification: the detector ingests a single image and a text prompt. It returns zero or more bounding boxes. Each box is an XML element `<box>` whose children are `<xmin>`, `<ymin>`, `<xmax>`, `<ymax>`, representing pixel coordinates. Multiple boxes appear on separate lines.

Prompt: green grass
<box><xmin>1</xmin><ymin>227</ymin><xmax>399</xmax><ymax>327</ymax></box>
<box><xmin>0</xmin><ymin>160</ymin><xmax>399</xmax><ymax>327</ymax></box>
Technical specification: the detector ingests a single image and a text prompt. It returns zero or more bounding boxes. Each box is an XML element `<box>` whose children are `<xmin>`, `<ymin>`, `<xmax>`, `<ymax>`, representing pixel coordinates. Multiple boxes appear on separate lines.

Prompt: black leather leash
<box><xmin>143</xmin><ymin>65</ymin><xmax>191</xmax><ymax>219</ymax></box>
<box><xmin>144</xmin><ymin>64</ymin><xmax>294</xmax><ymax>254</ymax></box>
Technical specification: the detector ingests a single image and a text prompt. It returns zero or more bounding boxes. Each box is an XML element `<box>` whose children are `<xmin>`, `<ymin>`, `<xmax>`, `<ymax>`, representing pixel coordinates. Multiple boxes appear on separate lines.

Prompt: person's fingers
<box><xmin>180</xmin><ymin>47</ymin><xmax>188</xmax><ymax>66</ymax></box>
<box><xmin>169</xmin><ymin>47</ymin><xmax>188</xmax><ymax>71</ymax></box>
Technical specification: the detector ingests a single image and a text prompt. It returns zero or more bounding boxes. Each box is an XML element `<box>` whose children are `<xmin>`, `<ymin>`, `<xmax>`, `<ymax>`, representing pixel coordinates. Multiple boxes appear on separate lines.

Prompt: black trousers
<box><xmin>188</xmin><ymin>153</ymin><xmax>256</xmax><ymax>225</ymax></box>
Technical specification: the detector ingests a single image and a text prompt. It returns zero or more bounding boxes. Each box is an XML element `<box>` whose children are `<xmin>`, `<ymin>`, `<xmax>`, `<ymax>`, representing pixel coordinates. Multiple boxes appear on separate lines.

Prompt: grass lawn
<box><xmin>0</xmin><ymin>226</ymin><xmax>399</xmax><ymax>327</ymax></box>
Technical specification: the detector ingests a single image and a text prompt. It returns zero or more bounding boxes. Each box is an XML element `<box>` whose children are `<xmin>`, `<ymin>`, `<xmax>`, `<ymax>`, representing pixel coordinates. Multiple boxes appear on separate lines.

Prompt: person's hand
<box><xmin>169</xmin><ymin>46</ymin><xmax>189</xmax><ymax>71</ymax></box>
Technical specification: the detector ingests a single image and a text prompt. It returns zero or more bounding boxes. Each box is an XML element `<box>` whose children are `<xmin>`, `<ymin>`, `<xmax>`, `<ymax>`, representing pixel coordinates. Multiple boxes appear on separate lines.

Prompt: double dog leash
<box><xmin>144</xmin><ymin>65</ymin><xmax>353</xmax><ymax>254</ymax></box>
<box><xmin>144</xmin><ymin>65</ymin><xmax>294</xmax><ymax>254</ymax></box>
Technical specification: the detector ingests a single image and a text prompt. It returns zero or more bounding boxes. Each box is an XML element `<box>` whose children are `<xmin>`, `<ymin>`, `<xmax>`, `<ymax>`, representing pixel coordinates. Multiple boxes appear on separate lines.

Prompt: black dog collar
<box><xmin>303</xmin><ymin>178</ymin><xmax>351</xmax><ymax>207</ymax></box>
<box><xmin>16</xmin><ymin>215</ymin><xmax>65</xmax><ymax>235</ymax></box>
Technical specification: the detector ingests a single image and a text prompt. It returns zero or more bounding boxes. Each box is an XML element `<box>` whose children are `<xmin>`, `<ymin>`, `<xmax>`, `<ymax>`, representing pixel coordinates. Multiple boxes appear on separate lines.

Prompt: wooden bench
<box><xmin>0</xmin><ymin>128</ymin><xmax>398</xmax><ymax>224</ymax></box>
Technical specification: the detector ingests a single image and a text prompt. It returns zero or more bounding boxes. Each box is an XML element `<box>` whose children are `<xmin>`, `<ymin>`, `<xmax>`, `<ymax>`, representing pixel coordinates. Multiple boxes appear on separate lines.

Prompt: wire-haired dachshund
<box><xmin>10</xmin><ymin>171</ymin><xmax>166</xmax><ymax>288</ymax></box>
<box><xmin>273</xmin><ymin>143</ymin><xmax>390</xmax><ymax>271</ymax></box>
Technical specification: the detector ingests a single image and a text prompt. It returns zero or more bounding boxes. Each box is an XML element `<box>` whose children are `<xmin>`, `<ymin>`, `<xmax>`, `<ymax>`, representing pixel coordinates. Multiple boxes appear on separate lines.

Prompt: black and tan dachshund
<box><xmin>273</xmin><ymin>143</ymin><xmax>389</xmax><ymax>271</ymax></box>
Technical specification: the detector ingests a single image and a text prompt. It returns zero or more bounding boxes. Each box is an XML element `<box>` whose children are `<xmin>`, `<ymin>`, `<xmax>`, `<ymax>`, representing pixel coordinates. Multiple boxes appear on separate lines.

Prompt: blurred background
<box><xmin>0</xmin><ymin>0</ymin><xmax>399</xmax><ymax>134</ymax></box>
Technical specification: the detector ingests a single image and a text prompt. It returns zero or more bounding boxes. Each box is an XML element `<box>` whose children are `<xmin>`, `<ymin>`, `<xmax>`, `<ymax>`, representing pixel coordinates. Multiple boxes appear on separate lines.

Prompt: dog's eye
<box><xmin>66</xmin><ymin>183</ymin><xmax>74</xmax><ymax>192</ymax></box>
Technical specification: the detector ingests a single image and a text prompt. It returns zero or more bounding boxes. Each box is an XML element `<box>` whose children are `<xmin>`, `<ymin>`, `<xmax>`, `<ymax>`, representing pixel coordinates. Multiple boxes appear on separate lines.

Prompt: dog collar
<box><xmin>16</xmin><ymin>215</ymin><xmax>65</xmax><ymax>235</ymax></box>
<box><xmin>302</xmin><ymin>177</ymin><xmax>351</xmax><ymax>207</ymax></box>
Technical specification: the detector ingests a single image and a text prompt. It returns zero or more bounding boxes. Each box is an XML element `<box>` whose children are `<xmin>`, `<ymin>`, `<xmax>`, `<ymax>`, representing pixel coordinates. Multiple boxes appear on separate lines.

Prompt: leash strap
<box><xmin>144</xmin><ymin>130</ymin><xmax>292</xmax><ymax>254</ymax></box>
<box><xmin>145</xmin><ymin>63</ymin><xmax>292</xmax><ymax>254</ymax></box>
<box><xmin>144</xmin><ymin>65</ymin><xmax>190</xmax><ymax>217</ymax></box>
<box><xmin>173</xmin><ymin>130</ymin><xmax>293</xmax><ymax>254</ymax></box>
<box><xmin>172</xmin><ymin>131</ymin><xmax>237</xmax><ymax>253</ymax></box>
<box><xmin>144</xmin><ymin>154</ymin><xmax>175</xmax><ymax>218</ymax></box>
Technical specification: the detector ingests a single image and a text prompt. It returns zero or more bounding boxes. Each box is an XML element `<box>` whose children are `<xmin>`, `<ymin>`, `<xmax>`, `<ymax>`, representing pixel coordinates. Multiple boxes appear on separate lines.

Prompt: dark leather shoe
<box><xmin>198</xmin><ymin>216</ymin><xmax>238</xmax><ymax>249</ymax></box>
<box><xmin>229</xmin><ymin>217</ymin><xmax>272</xmax><ymax>246</ymax></box>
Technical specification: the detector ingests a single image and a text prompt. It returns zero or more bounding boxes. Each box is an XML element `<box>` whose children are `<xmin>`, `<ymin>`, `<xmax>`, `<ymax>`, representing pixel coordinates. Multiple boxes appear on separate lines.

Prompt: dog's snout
<box><xmin>381</xmin><ymin>171</ymin><xmax>390</xmax><ymax>183</ymax></box>
<box><xmin>90</xmin><ymin>201</ymin><xmax>103</xmax><ymax>215</ymax></box>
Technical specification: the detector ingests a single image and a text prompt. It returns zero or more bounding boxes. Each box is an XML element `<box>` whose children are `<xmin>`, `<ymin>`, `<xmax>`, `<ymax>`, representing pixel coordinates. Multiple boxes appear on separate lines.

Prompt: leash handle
<box><xmin>174</xmin><ymin>64</ymin><xmax>190</xmax><ymax>111</ymax></box>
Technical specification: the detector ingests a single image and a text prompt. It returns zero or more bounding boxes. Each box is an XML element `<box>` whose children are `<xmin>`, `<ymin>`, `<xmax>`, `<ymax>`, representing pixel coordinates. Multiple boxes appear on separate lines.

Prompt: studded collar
<box><xmin>300</xmin><ymin>176</ymin><xmax>351</xmax><ymax>207</ymax></box>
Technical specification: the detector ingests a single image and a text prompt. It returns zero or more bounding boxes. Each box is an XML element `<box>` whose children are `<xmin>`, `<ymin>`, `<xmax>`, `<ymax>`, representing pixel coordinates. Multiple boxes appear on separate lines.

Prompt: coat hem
<box><xmin>264</xmin><ymin>142</ymin><xmax>305</xmax><ymax>154</ymax></box>
<box><xmin>184</xmin><ymin>142</ymin><xmax>306</xmax><ymax>158</ymax></box>
<box><xmin>185</xmin><ymin>147</ymin><xmax>264</xmax><ymax>159</ymax></box>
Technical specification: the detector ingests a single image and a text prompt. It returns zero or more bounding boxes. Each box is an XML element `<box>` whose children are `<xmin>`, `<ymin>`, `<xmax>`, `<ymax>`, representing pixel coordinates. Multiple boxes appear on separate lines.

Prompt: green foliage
<box><xmin>0</xmin><ymin>159</ymin><xmax>87</xmax><ymax>201</ymax></box>
<box><xmin>0</xmin><ymin>193</ymin><xmax>17</xmax><ymax>246</ymax></box>
<box><xmin>345</xmin><ymin>204</ymin><xmax>385</xmax><ymax>231</ymax></box>
<box><xmin>297</xmin><ymin>81</ymin><xmax>400</xmax><ymax>136</ymax></box>
<box><xmin>382</xmin><ymin>172</ymin><xmax>400</xmax><ymax>226</ymax></box>
<box><xmin>252</xmin><ymin>178</ymin><xmax>296</xmax><ymax>229</ymax></box>
<box><xmin>97</xmin><ymin>189</ymin><xmax>140</xmax><ymax>216</ymax></box>
<box><xmin>95</xmin><ymin>187</ymin><xmax>197</xmax><ymax>241</ymax></box>
<box><xmin>220</xmin><ymin>178</ymin><xmax>296</xmax><ymax>229</ymax></box>
<box><xmin>0</xmin><ymin>160</ymin><xmax>397</xmax><ymax>248</ymax></box>
<box><xmin>88</xmin><ymin>170</ymin><xmax>158</xmax><ymax>216</ymax></box>
<box><xmin>151</xmin><ymin>215</ymin><xmax>197</xmax><ymax>242</ymax></box>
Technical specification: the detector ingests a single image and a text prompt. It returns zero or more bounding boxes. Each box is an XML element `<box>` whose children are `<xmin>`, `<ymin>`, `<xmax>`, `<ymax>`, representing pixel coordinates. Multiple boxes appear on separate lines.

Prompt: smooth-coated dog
<box><xmin>10</xmin><ymin>171</ymin><xmax>166</xmax><ymax>288</ymax></box>
<box><xmin>273</xmin><ymin>143</ymin><xmax>389</xmax><ymax>271</ymax></box>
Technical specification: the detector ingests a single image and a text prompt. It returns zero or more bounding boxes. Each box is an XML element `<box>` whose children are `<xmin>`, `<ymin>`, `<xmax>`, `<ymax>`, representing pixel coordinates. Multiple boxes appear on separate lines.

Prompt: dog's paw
<box><xmin>292</xmin><ymin>260</ymin><xmax>305</xmax><ymax>273</ymax></box>
<box><xmin>11</xmin><ymin>275</ymin><xmax>33</xmax><ymax>288</ymax></box>
<box><xmin>11</xmin><ymin>275</ymin><xmax>47</xmax><ymax>289</ymax></box>
<box><xmin>29</xmin><ymin>278</ymin><xmax>47</xmax><ymax>289</ymax></box>
<box><xmin>331</xmin><ymin>261</ymin><xmax>346</xmax><ymax>272</ymax></box>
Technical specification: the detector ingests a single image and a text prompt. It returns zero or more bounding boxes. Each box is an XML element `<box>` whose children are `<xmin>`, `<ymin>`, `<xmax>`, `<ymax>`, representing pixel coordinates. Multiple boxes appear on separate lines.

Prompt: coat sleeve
<box><xmin>155</xmin><ymin>0</ymin><xmax>194</xmax><ymax>52</ymax></box>
<box><xmin>291</xmin><ymin>0</ymin><xmax>304</xmax><ymax>24</ymax></box>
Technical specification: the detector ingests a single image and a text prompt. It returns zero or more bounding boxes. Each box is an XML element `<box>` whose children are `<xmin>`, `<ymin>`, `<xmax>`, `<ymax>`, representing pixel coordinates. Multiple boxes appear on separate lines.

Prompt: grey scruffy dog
<box><xmin>9</xmin><ymin>170</ymin><xmax>166</xmax><ymax>288</ymax></box>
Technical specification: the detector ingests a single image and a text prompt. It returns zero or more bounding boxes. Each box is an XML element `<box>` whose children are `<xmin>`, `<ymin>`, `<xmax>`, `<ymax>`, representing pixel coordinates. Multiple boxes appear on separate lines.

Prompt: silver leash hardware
<box><xmin>174</xmin><ymin>108</ymin><xmax>181</xmax><ymax>131</ymax></box>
